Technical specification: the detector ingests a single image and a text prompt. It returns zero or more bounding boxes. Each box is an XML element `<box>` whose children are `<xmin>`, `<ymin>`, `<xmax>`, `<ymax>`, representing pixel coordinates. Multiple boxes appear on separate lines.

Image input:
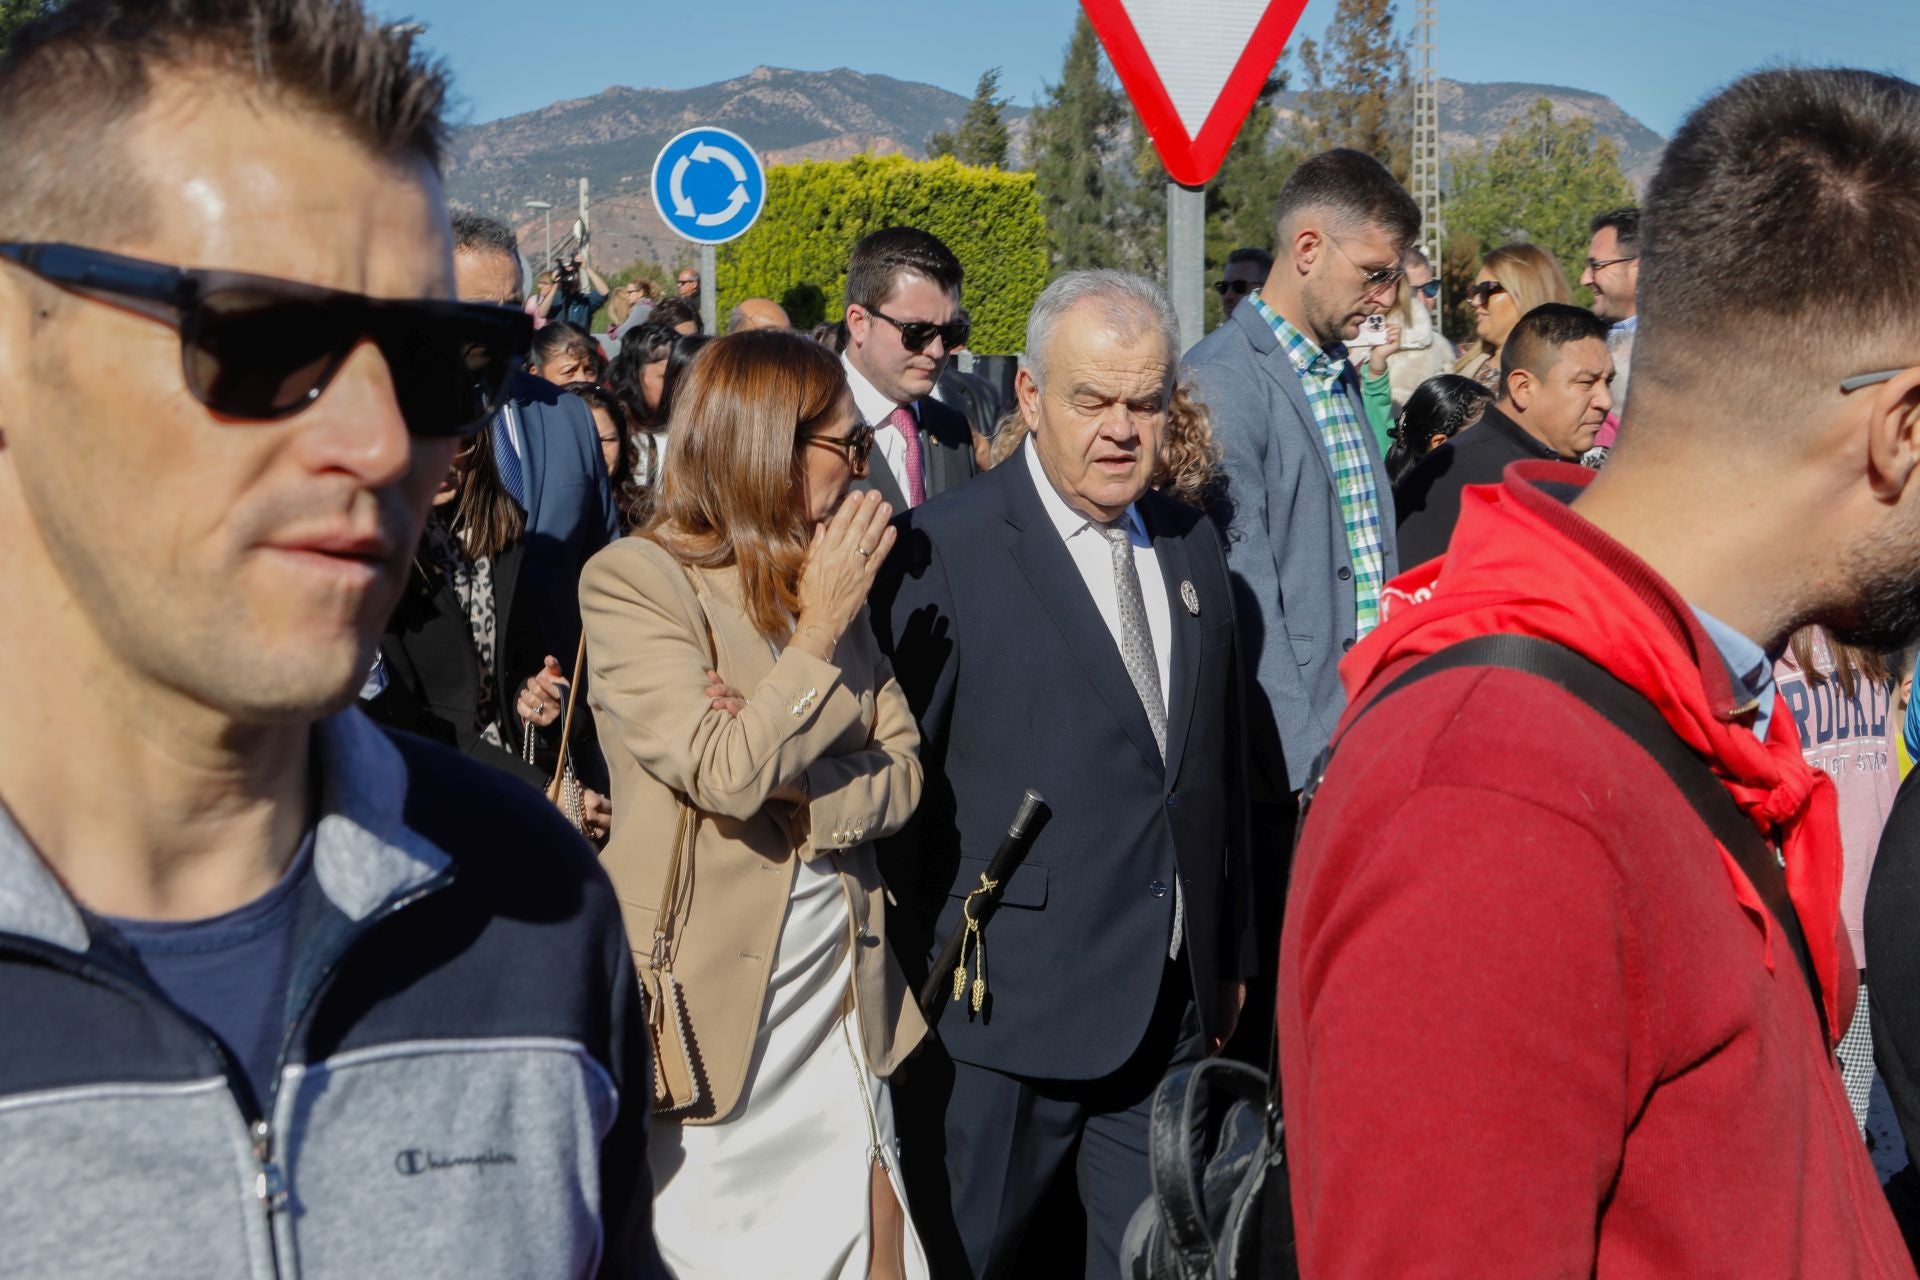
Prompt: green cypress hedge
<box><xmin>715</xmin><ymin>154</ymin><xmax>1047</xmax><ymax>355</ymax></box>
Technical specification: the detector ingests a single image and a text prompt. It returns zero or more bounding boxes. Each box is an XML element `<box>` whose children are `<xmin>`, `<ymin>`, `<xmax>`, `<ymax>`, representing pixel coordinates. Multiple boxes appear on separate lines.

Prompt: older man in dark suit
<box><xmin>844</xmin><ymin>226</ymin><xmax>979</xmax><ymax>509</ymax></box>
<box><xmin>873</xmin><ymin>270</ymin><xmax>1255</xmax><ymax>1280</ymax></box>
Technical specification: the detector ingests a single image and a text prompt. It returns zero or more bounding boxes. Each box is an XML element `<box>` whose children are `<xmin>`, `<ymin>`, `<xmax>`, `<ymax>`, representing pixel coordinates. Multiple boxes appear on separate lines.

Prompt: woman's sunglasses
<box><xmin>0</xmin><ymin>242</ymin><xmax>532</xmax><ymax>438</ymax></box>
<box><xmin>1466</xmin><ymin>280</ymin><xmax>1508</xmax><ymax>305</ymax></box>
<box><xmin>804</xmin><ymin>423</ymin><xmax>875</xmax><ymax>473</ymax></box>
<box><xmin>863</xmin><ymin>306</ymin><xmax>970</xmax><ymax>355</ymax></box>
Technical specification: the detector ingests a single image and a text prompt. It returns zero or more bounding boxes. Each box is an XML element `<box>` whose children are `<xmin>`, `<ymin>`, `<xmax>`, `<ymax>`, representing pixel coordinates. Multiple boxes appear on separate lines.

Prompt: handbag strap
<box><xmin>649</xmin><ymin>559</ymin><xmax>721</xmax><ymax>967</ymax></box>
<box><xmin>545</xmin><ymin>631</ymin><xmax>590</xmax><ymax>799</ymax></box>
<box><xmin>1302</xmin><ymin>633</ymin><xmax>1825</xmax><ymax>1031</ymax></box>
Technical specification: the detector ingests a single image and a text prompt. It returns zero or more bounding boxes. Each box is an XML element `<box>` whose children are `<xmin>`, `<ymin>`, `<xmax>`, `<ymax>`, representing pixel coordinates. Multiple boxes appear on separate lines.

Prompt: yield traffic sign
<box><xmin>650</xmin><ymin>127</ymin><xmax>767</xmax><ymax>246</ymax></box>
<box><xmin>1081</xmin><ymin>0</ymin><xmax>1311</xmax><ymax>187</ymax></box>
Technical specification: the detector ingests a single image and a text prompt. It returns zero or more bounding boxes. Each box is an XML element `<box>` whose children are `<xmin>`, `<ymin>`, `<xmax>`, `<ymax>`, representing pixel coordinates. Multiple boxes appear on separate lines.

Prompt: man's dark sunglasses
<box><xmin>1214</xmin><ymin>279</ymin><xmax>1254</xmax><ymax>298</ymax></box>
<box><xmin>864</xmin><ymin>306</ymin><xmax>970</xmax><ymax>355</ymax></box>
<box><xmin>0</xmin><ymin>242</ymin><xmax>532</xmax><ymax>437</ymax></box>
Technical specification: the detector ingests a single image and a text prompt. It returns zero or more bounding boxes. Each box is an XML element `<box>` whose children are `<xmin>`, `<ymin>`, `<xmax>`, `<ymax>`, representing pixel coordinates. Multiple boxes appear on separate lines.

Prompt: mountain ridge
<box><xmin>443</xmin><ymin>66</ymin><xmax>1664</xmax><ymax>274</ymax></box>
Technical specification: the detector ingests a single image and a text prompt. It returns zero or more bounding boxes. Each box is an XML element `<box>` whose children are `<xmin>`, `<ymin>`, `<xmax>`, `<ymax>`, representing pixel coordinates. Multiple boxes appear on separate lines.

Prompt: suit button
<box><xmin>1148</xmin><ymin>880</ymin><xmax>1168</xmax><ymax>898</ymax></box>
<box><xmin>1166</xmin><ymin>792</ymin><xmax>1179</xmax><ymax>808</ymax></box>
<box><xmin>1337</xmin><ymin>566</ymin><xmax>1352</xmax><ymax>581</ymax></box>
<box><xmin>1343</xmin><ymin>638</ymin><xmax>1355</xmax><ymax>652</ymax></box>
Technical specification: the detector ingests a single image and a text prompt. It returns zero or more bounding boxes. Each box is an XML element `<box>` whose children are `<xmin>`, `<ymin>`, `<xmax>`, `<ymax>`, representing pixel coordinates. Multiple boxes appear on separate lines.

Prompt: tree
<box><xmin>1442</xmin><ymin>98</ymin><xmax>1636</xmax><ymax>336</ymax></box>
<box><xmin>937</xmin><ymin>68</ymin><xmax>1011</xmax><ymax>169</ymax></box>
<box><xmin>1028</xmin><ymin>14</ymin><xmax>1127</xmax><ymax>272</ymax></box>
<box><xmin>1291</xmin><ymin>0</ymin><xmax>1411</xmax><ymax>182</ymax></box>
<box><xmin>1</xmin><ymin>0</ymin><xmax>58</xmax><ymax>52</ymax></box>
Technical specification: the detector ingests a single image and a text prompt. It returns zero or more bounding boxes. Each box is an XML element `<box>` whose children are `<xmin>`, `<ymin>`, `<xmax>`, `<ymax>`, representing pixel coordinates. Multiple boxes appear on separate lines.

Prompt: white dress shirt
<box><xmin>1023</xmin><ymin>437</ymin><xmax>1172</xmax><ymax>700</ymax></box>
<box><xmin>842</xmin><ymin>354</ymin><xmax>920</xmax><ymax>504</ymax></box>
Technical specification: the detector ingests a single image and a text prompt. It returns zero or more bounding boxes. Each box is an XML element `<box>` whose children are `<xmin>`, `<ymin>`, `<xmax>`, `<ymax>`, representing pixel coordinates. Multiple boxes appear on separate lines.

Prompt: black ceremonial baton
<box><xmin>918</xmin><ymin>788</ymin><xmax>1050</xmax><ymax>1026</ymax></box>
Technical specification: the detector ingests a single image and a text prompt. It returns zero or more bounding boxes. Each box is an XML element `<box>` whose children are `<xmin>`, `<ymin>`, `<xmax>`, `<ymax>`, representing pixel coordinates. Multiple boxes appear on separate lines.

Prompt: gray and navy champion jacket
<box><xmin>0</xmin><ymin>710</ymin><xmax>662</xmax><ymax>1278</ymax></box>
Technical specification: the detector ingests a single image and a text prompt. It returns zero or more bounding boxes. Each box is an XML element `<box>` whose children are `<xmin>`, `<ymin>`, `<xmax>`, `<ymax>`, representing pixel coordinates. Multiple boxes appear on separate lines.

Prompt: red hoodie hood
<box><xmin>1344</xmin><ymin>461</ymin><xmax>1850</xmax><ymax>1041</ymax></box>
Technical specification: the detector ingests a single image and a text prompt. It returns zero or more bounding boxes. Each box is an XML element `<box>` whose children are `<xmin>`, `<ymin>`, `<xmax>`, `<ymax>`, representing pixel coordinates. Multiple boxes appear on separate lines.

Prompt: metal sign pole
<box><xmin>699</xmin><ymin>244</ymin><xmax>717</xmax><ymax>334</ymax></box>
<box><xmin>1167</xmin><ymin>181</ymin><xmax>1205</xmax><ymax>354</ymax></box>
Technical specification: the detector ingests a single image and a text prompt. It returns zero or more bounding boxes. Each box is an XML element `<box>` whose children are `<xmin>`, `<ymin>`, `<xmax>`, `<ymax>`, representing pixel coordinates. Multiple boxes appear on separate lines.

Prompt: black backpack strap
<box><xmin>1303</xmin><ymin>633</ymin><xmax>1825</xmax><ymax>1030</ymax></box>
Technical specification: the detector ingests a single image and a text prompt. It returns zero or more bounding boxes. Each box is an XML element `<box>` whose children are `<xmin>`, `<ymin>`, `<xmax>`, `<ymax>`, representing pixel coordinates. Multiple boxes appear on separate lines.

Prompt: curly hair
<box><xmin>987</xmin><ymin>378</ymin><xmax>1221</xmax><ymax>510</ymax></box>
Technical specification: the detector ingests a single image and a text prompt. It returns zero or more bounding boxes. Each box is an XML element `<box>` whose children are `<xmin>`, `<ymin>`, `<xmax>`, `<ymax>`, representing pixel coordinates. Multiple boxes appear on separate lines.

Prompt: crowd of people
<box><xmin>4</xmin><ymin>1</ymin><xmax>1920</xmax><ymax>1278</ymax></box>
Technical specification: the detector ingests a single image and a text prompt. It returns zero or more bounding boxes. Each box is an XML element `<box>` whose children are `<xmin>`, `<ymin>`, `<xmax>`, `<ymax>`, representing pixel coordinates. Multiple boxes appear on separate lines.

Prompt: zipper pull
<box><xmin>252</xmin><ymin>1119</ymin><xmax>288</xmax><ymax>1211</ymax></box>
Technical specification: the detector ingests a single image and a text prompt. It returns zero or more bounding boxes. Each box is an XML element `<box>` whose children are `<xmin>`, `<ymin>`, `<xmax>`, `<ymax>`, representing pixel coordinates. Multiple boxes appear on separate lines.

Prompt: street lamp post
<box><xmin>524</xmin><ymin>199</ymin><xmax>553</xmax><ymax>268</ymax></box>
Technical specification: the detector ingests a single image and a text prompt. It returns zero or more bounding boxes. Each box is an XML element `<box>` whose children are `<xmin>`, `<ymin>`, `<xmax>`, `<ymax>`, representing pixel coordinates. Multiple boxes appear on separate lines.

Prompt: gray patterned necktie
<box><xmin>1100</xmin><ymin>521</ymin><xmax>1166</xmax><ymax>757</ymax></box>
<box><xmin>1101</xmin><ymin>521</ymin><xmax>1183</xmax><ymax>959</ymax></box>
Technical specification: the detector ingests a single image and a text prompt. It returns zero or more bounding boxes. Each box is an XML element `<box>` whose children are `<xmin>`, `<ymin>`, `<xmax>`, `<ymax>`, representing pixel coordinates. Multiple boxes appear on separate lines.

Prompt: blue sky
<box><xmin>370</xmin><ymin>0</ymin><xmax>1915</xmax><ymax>141</ymax></box>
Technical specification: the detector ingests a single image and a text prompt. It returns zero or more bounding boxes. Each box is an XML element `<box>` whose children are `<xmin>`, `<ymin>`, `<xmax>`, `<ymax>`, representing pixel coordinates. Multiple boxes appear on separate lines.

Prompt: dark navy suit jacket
<box><xmin>871</xmin><ymin>454</ymin><xmax>1257</xmax><ymax>1081</ymax></box>
<box><xmin>508</xmin><ymin>373</ymin><xmax>619</xmax><ymax>670</ymax></box>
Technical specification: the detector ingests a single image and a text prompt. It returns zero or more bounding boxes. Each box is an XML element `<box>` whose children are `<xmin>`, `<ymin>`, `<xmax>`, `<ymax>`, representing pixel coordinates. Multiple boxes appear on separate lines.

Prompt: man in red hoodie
<box><xmin>1278</xmin><ymin>68</ymin><xmax>1920</xmax><ymax>1277</ymax></box>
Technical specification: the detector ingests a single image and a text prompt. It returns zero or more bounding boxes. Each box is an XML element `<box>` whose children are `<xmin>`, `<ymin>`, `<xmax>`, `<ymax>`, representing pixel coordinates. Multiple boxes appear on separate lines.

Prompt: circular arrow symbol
<box><xmin>652</xmin><ymin>127</ymin><xmax>766</xmax><ymax>246</ymax></box>
<box><xmin>670</xmin><ymin>144</ymin><xmax>752</xmax><ymax>224</ymax></box>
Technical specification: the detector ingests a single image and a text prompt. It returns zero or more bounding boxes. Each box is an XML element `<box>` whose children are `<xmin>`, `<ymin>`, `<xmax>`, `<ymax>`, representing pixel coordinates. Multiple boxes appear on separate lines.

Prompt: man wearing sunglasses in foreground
<box><xmin>0</xmin><ymin>1</ymin><xmax>661</xmax><ymax>1276</ymax></box>
<box><xmin>843</xmin><ymin>226</ymin><xmax>980</xmax><ymax>512</ymax></box>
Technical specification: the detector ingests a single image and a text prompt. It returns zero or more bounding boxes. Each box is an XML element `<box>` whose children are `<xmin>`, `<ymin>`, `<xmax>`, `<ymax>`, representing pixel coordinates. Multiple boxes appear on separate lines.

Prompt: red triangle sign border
<box><xmin>1080</xmin><ymin>0</ymin><xmax>1311</xmax><ymax>188</ymax></box>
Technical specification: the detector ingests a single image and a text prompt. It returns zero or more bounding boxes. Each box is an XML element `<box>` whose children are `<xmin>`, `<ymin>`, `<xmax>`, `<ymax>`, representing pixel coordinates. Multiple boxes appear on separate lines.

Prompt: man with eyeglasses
<box><xmin>0</xmin><ymin>2</ymin><xmax>661</xmax><ymax>1275</ymax></box>
<box><xmin>676</xmin><ymin>268</ymin><xmax>700</xmax><ymax>301</ymax></box>
<box><xmin>1278</xmin><ymin>69</ymin><xmax>1918</xmax><ymax>1276</ymax></box>
<box><xmin>1579</xmin><ymin>207</ymin><xmax>1642</xmax><ymax>463</ymax></box>
<box><xmin>1213</xmin><ymin>246</ymin><xmax>1272</xmax><ymax>323</ymax></box>
<box><xmin>1183</xmin><ymin>149</ymin><xmax>1417</xmax><ymax>987</ymax></box>
<box><xmin>842</xmin><ymin>225</ymin><xmax>980</xmax><ymax>510</ymax></box>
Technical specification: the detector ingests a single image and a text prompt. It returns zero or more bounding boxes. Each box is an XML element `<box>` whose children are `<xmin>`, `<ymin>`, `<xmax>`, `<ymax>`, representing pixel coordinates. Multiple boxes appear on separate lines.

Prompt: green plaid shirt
<box><xmin>1246</xmin><ymin>290</ymin><xmax>1387</xmax><ymax>635</ymax></box>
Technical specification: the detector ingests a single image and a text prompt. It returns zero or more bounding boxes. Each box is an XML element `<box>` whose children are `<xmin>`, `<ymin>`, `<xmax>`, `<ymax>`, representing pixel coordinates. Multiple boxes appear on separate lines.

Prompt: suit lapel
<box><xmin>1003</xmin><ymin>461</ymin><xmax>1164</xmax><ymax>776</ymax></box>
<box><xmin>1145</xmin><ymin>504</ymin><xmax>1202</xmax><ymax>788</ymax></box>
<box><xmin>511</xmin><ymin>399</ymin><xmax>544</xmax><ymax>529</ymax></box>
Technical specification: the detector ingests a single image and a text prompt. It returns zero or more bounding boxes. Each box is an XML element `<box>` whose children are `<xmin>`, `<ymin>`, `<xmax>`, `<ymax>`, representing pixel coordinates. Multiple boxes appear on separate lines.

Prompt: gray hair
<box><xmin>450</xmin><ymin>208</ymin><xmax>519</xmax><ymax>264</ymax></box>
<box><xmin>1024</xmin><ymin>269</ymin><xmax>1180</xmax><ymax>391</ymax></box>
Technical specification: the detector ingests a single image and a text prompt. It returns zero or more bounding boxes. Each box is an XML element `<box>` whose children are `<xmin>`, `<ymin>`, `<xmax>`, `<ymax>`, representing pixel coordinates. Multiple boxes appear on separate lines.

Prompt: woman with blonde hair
<box><xmin>580</xmin><ymin>329</ymin><xmax>928</xmax><ymax>1279</ymax></box>
<box><xmin>1452</xmin><ymin>242</ymin><xmax>1571</xmax><ymax>389</ymax></box>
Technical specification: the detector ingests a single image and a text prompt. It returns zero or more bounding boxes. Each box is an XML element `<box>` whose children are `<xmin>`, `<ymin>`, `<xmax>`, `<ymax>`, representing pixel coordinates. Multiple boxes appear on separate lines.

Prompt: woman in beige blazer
<box><xmin>580</xmin><ymin>329</ymin><xmax>928</xmax><ymax>1280</ymax></box>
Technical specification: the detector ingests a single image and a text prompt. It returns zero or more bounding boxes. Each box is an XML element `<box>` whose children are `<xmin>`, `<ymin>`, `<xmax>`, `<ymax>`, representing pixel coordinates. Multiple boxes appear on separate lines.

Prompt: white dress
<box><xmin>648</xmin><ymin>854</ymin><xmax>929</xmax><ymax>1279</ymax></box>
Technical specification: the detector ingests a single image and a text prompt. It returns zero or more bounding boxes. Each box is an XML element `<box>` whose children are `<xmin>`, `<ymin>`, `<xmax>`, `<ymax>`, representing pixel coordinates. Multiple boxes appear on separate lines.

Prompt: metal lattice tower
<box><xmin>1411</xmin><ymin>0</ymin><xmax>1443</xmax><ymax>300</ymax></box>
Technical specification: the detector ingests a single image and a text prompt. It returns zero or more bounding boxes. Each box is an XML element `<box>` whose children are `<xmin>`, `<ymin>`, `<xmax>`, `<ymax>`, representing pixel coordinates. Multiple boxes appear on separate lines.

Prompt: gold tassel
<box><xmin>954</xmin><ymin>873</ymin><xmax>998</xmax><ymax>1012</ymax></box>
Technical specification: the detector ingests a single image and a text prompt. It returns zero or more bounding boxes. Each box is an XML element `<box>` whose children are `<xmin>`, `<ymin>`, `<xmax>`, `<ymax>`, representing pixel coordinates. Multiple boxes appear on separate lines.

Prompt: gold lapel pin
<box><xmin>1180</xmin><ymin>580</ymin><xmax>1201</xmax><ymax>617</ymax></box>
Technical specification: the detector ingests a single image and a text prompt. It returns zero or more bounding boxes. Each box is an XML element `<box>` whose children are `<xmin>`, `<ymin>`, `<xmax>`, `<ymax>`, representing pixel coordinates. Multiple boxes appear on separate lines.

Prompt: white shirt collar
<box><xmin>1023</xmin><ymin>436</ymin><xmax>1146</xmax><ymax>542</ymax></box>
<box><xmin>841</xmin><ymin>353</ymin><xmax>916</xmax><ymax>430</ymax></box>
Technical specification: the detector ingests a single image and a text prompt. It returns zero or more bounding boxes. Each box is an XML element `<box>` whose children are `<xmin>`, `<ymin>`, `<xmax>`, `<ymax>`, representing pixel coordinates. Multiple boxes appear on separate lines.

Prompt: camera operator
<box><xmin>551</xmin><ymin>252</ymin><xmax>610</xmax><ymax>332</ymax></box>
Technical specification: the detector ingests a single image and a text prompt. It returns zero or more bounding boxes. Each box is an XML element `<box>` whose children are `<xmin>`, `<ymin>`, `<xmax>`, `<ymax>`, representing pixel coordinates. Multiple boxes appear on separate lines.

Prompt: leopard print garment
<box><xmin>421</xmin><ymin>518</ymin><xmax>503</xmax><ymax>748</ymax></box>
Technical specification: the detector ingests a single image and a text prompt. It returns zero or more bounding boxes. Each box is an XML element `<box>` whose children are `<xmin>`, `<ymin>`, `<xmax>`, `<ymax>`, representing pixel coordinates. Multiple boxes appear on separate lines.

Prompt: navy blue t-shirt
<box><xmin>108</xmin><ymin>836</ymin><xmax>313</xmax><ymax>1111</ymax></box>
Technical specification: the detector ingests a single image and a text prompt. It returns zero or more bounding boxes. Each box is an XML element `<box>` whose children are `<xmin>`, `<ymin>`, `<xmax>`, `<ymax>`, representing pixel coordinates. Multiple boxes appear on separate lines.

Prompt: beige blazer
<box><xmin>580</xmin><ymin>535</ymin><xmax>927</xmax><ymax>1124</ymax></box>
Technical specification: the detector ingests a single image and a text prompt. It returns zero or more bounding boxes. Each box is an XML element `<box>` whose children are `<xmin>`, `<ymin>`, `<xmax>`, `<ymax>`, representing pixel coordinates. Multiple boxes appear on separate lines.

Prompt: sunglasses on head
<box><xmin>863</xmin><ymin>306</ymin><xmax>970</xmax><ymax>355</ymax></box>
<box><xmin>1214</xmin><ymin>279</ymin><xmax>1254</xmax><ymax>298</ymax></box>
<box><xmin>0</xmin><ymin>242</ymin><xmax>531</xmax><ymax>438</ymax></box>
<box><xmin>1467</xmin><ymin>280</ymin><xmax>1508</xmax><ymax>304</ymax></box>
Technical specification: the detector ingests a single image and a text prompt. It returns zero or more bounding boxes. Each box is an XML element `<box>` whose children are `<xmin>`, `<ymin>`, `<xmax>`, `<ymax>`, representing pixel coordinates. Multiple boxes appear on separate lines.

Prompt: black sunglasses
<box><xmin>1214</xmin><ymin>279</ymin><xmax>1254</xmax><ymax>297</ymax></box>
<box><xmin>1466</xmin><ymin>280</ymin><xmax>1507</xmax><ymax>304</ymax></box>
<box><xmin>863</xmin><ymin>306</ymin><xmax>970</xmax><ymax>355</ymax></box>
<box><xmin>0</xmin><ymin>242</ymin><xmax>531</xmax><ymax>437</ymax></box>
<box><xmin>803</xmin><ymin>422</ymin><xmax>875</xmax><ymax>473</ymax></box>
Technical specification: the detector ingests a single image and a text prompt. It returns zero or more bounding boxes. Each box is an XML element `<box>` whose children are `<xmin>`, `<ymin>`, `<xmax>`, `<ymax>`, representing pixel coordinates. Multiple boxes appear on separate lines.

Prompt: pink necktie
<box><xmin>888</xmin><ymin>405</ymin><xmax>926</xmax><ymax>507</ymax></box>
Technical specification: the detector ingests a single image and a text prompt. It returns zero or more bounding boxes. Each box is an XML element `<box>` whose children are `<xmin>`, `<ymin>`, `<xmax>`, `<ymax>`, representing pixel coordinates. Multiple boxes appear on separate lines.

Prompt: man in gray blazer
<box><xmin>843</xmin><ymin>226</ymin><xmax>980</xmax><ymax>509</ymax></box>
<box><xmin>1185</xmin><ymin>148</ymin><xmax>1419</xmax><ymax>813</ymax></box>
